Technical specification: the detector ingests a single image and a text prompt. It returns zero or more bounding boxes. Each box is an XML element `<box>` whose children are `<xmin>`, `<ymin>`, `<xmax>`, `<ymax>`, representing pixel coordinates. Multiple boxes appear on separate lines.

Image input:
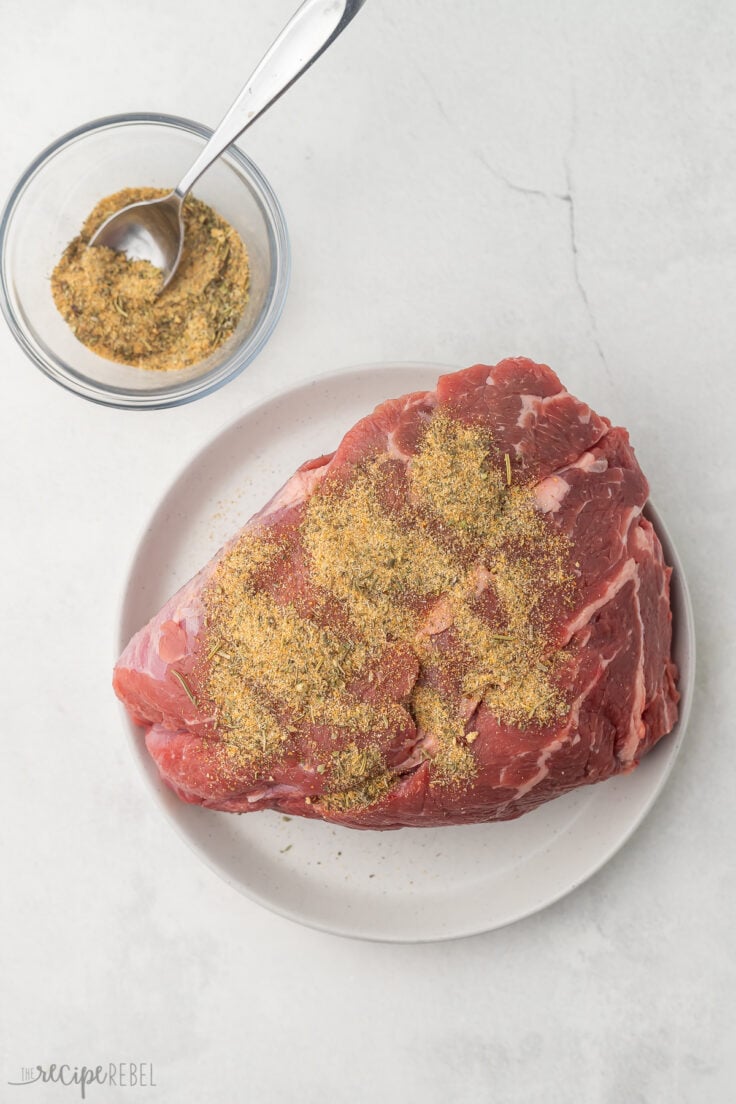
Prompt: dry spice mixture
<box><xmin>200</xmin><ymin>412</ymin><xmax>576</xmax><ymax>810</ymax></box>
<box><xmin>320</xmin><ymin>745</ymin><xmax>395</xmax><ymax>813</ymax></box>
<box><xmin>51</xmin><ymin>187</ymin><xmax>250</xmax><ymax>371</ymax></box>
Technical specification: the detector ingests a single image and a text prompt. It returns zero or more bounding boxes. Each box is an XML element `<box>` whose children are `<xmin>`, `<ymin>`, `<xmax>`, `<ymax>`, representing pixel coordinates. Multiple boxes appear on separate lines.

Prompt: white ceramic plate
<box><xmin>118</xmin><ymin>363</ymin><xmax>695</xmax><ymax>942</ymax></box>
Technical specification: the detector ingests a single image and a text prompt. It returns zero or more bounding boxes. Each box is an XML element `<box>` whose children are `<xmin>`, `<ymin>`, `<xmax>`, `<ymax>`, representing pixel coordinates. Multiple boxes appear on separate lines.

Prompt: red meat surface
<box><xmin>114</xmin><ymin>359</ymin><xmax>679</xmax><ymax>829</ymax></box>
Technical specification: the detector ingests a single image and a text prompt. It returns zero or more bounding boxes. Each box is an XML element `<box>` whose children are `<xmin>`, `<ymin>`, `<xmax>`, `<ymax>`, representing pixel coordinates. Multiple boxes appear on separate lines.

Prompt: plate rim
<box><xmin>115</xmin><ymin>361</ymin><xmax>696</xmax><ymax>942</ymax></box>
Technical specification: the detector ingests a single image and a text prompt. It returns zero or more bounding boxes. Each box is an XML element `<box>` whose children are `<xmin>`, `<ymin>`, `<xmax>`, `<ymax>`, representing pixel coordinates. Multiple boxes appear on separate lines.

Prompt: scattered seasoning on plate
<box><xmin>50</xmin><ymin>187</ymin><xmax>250</xmax><ymax>371</ymax></box>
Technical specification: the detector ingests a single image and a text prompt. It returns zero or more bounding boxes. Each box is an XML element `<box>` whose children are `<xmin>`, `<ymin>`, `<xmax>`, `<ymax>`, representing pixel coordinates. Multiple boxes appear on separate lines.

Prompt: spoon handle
<box><xmin>174</xmin><ymin>0</ymin><xmax>367</xmax><ymax>199</ymax></box>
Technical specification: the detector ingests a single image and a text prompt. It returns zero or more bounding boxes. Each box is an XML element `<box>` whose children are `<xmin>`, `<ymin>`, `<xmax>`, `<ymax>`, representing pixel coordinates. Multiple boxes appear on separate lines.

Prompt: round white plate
<box><xmin>118</xmin><ymin>363</ymin><xmax>695</xmax><ymax>942</ymax></box>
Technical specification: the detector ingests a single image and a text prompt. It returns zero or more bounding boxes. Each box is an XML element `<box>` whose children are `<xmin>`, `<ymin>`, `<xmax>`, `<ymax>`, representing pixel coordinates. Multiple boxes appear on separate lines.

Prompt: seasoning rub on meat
<box><xmin>114</xmin><ymin>359</ymin><xmax>679</xmax><ymax>829</ymax></box>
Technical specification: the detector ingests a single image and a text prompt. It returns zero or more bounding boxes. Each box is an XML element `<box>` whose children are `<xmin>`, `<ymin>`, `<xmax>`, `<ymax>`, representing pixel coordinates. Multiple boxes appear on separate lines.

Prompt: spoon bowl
<box><xmin>91</xmin><ymin>192</ymin><xmax>184</xmax><ymax>288</ymax></box>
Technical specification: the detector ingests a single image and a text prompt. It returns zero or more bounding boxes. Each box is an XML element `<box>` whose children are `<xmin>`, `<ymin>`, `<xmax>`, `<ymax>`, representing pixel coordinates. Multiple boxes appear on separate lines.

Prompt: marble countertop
<box><xmin>1</xmin><ymin>1</ymin><xmax>734</xmax><ymax>1101</ymax></box>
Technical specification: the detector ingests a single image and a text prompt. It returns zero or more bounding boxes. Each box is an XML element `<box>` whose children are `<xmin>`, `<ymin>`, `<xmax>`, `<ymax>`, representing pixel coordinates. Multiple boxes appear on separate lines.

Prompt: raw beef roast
<box><xmin>114</xmin><ymin>359</ymin><xmax>679</xmax><ymax>829</ymax></box>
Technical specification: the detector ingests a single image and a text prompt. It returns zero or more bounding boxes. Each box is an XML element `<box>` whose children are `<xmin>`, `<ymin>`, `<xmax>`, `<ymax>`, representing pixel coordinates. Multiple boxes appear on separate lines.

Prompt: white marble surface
<box><xmin>1</xmin><ymin>0</ymin><xmax>734</xmax><ymax>1100</ymax></box>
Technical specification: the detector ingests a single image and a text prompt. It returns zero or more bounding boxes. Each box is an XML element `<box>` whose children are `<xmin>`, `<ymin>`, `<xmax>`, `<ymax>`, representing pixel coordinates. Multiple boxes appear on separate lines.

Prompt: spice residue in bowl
<box><xmin>51</xmin><ymin>188</ymin><xmax>250</xmax><ymax>371</ymax></box>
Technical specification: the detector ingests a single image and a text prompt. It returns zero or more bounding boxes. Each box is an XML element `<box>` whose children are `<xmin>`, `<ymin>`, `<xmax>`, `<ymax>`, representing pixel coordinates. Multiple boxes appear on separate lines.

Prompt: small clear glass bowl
<box><xmin>0</xmin><ymin>113</ymin><xmax>290</xmax><ymax>409</ymax></box>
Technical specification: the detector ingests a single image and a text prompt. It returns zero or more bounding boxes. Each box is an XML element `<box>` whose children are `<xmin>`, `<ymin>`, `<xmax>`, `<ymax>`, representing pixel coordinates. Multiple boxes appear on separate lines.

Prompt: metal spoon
<box><xmin>89</xmin><ymin>0</ymin><xmax>366</xmax><ymax>288</ymax></box>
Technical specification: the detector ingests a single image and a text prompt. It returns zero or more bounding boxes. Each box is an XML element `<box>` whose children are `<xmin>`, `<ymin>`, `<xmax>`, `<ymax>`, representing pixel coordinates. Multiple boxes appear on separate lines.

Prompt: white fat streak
<box><xmin>564</xmin><ymin>450</ymin><xmax>609</xmax><ymax>476</ymax></box>
<box><xmin>514</xmin><ymin>390</ymin><xmax>599</xmax><ymax>463</ymax></box>
<box><xmin>563</xmin><ymin>483</ymin><xmax>645</xmax><ymax>644</ymax></box>
<box><xmin>515</xmin><ymin>392</ymin><xmax>538</xmax><ymax>427</ymax></box>
<box><xmin>655</xmin><ymin>536</ymin><xmax>680</xmax><ymax>732</ymax></box>
<box><xmin>663</xmin><ymin>675</ymin><xmax>679</xmax><ymax>730</ymax></box>
<box><xmin>625</xmin><ymin>520</ymin><xmax>678</xmax><ymax>748</ymax></box>
<box><xmin>245</xmin><ymin>783</ymin><xmax>304</xmax><ymax>804</ymax></box>
<box><xmin>419</xmin><ymin>596</ymin><xmax>454</xmax><ymax>636</ymax></box>
<box><xmin>617</xmin><ymin>570</ymin><xmax>647</xmax><ymax>765</ymax></box>
<box><xmin>509</xmin><ymin>738</ymin><xmax>564</xmax><ymax>798</ymax></box>
<box><xmin>564</xmin><ymin>556</ymin><xmax>639</xmax><ymax>639</ymax></box>
<box><xmin>419</xmin><ymin>567</ymin><xmax>491</xmax><ymax>637</ymax></box>
<box><xmin>534</xmin><ymin>476</ymin><xmax>571</xmax><ymax>513</ymax></box>
<box><xmin>472</xmin><ymin>564</ymin><xmax>492</xmax><ymax>597</ymax></box>
<box><xmin>569</xmin><ymin>450</ymin><xmax>609</xmax><ymax>474</ymax></box>
<box><xmin>501</xmin><ymin>652</ymin><xmax>608</xmax><ymax>799</ymax></box>
<box><xmin>514</xmin><ymin>388</ymin><xmax>594</xmax><ymax>432</ymax></box>
<box><xmin>385</xmin><ymin>430</ymin><xmax>408</xmax><ymax>459</ymax></box>
<box><xmin>388</xmin><ymin>395</ymin><xmax>436</xmax><ymax>458</ymax></box>
<box><xmin>619</xmin><ymin>503</ymin><xmax>644</xmax><ymax>547</ymax></box>
<box><xmin>534</xmin><ymin>451</ymin><xmax>609</xmax><ymax>513</ymax></box>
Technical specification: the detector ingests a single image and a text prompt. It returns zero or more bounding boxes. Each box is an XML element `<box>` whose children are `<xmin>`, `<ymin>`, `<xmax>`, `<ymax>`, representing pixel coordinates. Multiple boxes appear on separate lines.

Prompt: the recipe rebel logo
<box><xmin>7</xmin><ymin>1063</ymin><xmax>156</xmax><ymax>1098</ymax></box>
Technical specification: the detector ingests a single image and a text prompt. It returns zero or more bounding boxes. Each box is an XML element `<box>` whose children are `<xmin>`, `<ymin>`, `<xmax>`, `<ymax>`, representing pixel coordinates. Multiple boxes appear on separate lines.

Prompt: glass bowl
<box><xmin>0</xmin><ymin>113</ymin><xmax>290</xmax><ymax>409</ymax></box>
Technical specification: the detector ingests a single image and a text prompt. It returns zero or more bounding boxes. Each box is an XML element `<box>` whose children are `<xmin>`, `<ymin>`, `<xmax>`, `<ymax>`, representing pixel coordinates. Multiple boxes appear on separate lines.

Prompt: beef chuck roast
<box><xmin>114</xmin><ymin>359</ymin><xmax>679</xmax><ymax>829</ymax></box>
